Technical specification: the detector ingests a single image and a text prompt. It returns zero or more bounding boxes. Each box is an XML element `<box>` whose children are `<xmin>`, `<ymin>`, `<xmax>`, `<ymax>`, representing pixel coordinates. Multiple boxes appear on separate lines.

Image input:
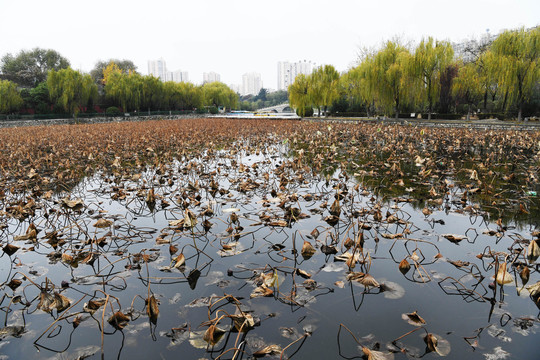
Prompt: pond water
<box><xmin>0</xmin><ymin>127</ymin><xmax>539</xmax><ymax>360</ymax></box>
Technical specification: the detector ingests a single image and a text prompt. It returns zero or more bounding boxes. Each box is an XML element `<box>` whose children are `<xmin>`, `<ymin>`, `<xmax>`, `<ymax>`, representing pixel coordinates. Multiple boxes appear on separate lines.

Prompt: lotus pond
<box><xmin>0</xmin><ymin>118</ymin><xmax>539</xmax><ymax>359</ymax></box>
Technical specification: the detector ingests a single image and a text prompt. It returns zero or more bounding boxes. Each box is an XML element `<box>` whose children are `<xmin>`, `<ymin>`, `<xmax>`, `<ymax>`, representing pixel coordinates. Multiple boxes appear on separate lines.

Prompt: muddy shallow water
<box><xmin>0</xmin><ymin>120</ymin><xmax>539</xmax><ymax>360</ymax></box>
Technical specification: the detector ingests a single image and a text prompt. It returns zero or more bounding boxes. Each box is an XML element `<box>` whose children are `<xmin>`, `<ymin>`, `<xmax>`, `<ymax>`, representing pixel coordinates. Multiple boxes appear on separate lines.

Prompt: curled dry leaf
<box><xmin>399</xmin><ymin>258</ymin><xmax>411</xmax><ymax>274</ymax></box>
<box><xmin>423</xmin><ymin>333</ymin><xmax>451</xmax><ymax>356</ymax></box>
<box><xmin>147</xmin><ymin>295</ymin><xmax>159</xmax><ymax>324</ymax></box>
<box><xmin>527</xmin><ymin>240</ymin><xmax>540</xmax><ymax>262</ymax></box>
<box><xmin>520</xmin><ymin>266</ymin><xmax>530</xmax><ymax>285</ymax></box>
<box><xmin>108</xmin><ymin>311</ymin><xmax>130</xmax><ymax>330</ymax></box>
<box><xmin>253</xmin><ymin>344</ymin><xmax>282</xmax><ymax>357</ymax></box>
<box><xmin>3</xmin><ymin>244</ymin><xmax>19</xmax><ymax>256</ymax></box>
<box><xmin>172</xmin><ymin>253</ymin><xmax>185</xmax><ymax>269</ymax></box>
<box><xmin>301</xmin><ymin>240</ymin><xmax>316</xmax><ymax>259</ymax></box>
<box><xmin>496</xmin><ymin>262</ymin><xmax>514</xmax><ymax>285</ymax></box>
<box><xmin>402</xmin><ymin>310</ymin><xmax>426</xmax><ymax>326</ymax></box>
<box><xmin>203</xmin><ymin>324</ymin><xmax>226</xmax><ymax>346</ymax></box>
<box><xmin>93</xmin><ymin>218</ymin><xmax>113</xmax><ymax>228</ymax></box>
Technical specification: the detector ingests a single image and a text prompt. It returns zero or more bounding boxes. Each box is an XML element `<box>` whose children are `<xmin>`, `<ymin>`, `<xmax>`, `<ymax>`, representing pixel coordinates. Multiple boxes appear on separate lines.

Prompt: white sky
<box><xmin>1</xmin><ymin>0</ymin><xmax>538</xmax><ymax>90</ymax></box>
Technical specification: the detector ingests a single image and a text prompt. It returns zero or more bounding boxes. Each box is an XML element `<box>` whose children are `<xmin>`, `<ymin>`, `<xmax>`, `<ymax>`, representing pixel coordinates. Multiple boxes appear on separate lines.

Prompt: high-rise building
<box><xmin>148</xmin><ymin>58</ymin><xmax>168</xmax><ymax>81</ymax></box>
<box><xmin>203</xmin><ymin>72</ymin><xmax>221</xmax><ymax>84</ymax></box>
<box><xmin>169</xmin><ymin>70</ymin><xmax>189</xmax><ymax>83</ymax></box>
<box><xmin>242</xmin><ymin>72</ymin><xmax>262</xmax><ymax>96</ymax></box>
<box><xmin>277</xmin><ymin>60</ymin><xmax>314</xmax><ymax>91</ymax></box>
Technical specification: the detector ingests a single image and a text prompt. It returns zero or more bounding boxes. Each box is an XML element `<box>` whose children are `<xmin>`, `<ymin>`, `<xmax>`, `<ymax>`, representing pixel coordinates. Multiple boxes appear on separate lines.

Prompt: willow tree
<box><xmin>202</xmin><ymin>82</ymin><xmax>238</xmax><ymax>110</ymax></box>
<box><xmin>452</xmin><ymin>62</ymin><xmax>482</xmax><ymax>120</ymax></box>
<box><xmin>411</xmin><ymin>37</ymin><xmax>454</xmax><ymax>120</ymax></box>
<box><xmin>476</xmin><ymin>50</ymin><xmax>499</xmax><ymax>110</ymax></box>
<box><xmin>309</xmin><ymin>65</ymin><xmax>340</xmax><ymax>116</ymax></box>
<box><xmin>104</xmin><ymin>70</ymin><xmax>141</xmax><ymax>112</ymax></box>
<box><xmin>491</xmin><ymin>27</ymin><xmax>539</xmax><ymax>121</ymax></box>
<box><xmin>372</xmin><ymin>41</ymin><xmax>413</xmax><ymax>119</ymax></box>
<box><xmin>344</xmin><ymin>55</ymin><xmax>378</xmax><ymax>117</ymax></box>
<box><xmin>288</xmin><ymin>74</ymin><xmax>312</xmax><ymax>117</ymax></box>
<box><xmin>0</xmin><ymin>80</ymin><xmax>23</xmax><ymax>114</ymax></box>
<box><xmin>47</xmin><ymin>68</ymin><xmax>97</xmax><ymax>118</ymax></box>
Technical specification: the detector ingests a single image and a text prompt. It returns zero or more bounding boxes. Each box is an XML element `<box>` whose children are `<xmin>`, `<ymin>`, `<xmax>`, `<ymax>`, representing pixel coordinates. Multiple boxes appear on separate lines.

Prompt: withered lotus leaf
<box><xmin>108</xmin><ymin>311</ymin><xmax>130</xmax><ymax>330</ymax></box>
<box><xmin>295</xmin><ymin>268</ymin><xmax>312</xmax><ymax>279</ymax></box>
<box><xmin>37</xmin><ymin>292</ymin><xmax>55</xmax><ymax>313</ymax></box>
<box><xmin>399</xmin><ymin>258</ymin><xmax>411</xmax><ymax>274</ymax></box>
<box><xmin>7</xmin><ymin>279</ymin><xmax>23</xmax><ymax>291</ymax></box>
<box><xmin>83</xmin><ymin>298</ymin><xmax>106</xmax><ymax>314</ymax></box>
<box><xmin>301</xmin><ymin>240</ymin><xmax>316</xmax><ymax>259</ymax></box>
<box><xmin>203</xmin><ymin>324</ymin><xmax>226</xmax><ymax>345</ymax></box>
<box><xmin>310</xmin><ymin>228</ymin><xmax>320</xmax><ymax>239</ymax></box>
<box><xmin>423</xmin><ymin>333</ymin><xmax>451</xmax><ymax>356</ymax></box>
<box><xmin>146</xmin><ymin>295</ymin><xmax>159</xmax><ymax>324</ymax></box>
<box><xmin>402</xmin><ymin>310</ymin><xmax>426</xmax><ymax>326</ymax></box>
<box><xmin>93</xmin><ymin>218</ymin><xmax>113</xmax><ymax>228</ymax></box>
<box><xmin>61</xmin><ymin>198</ymin><xmax>84</xmax><ymax>209</ymax></box>
<box><xmin>361</xmin><ymin>346</ymin><xmax>395</xmax><ymax>360</ymax></box>
<box><xmin>3</xmin><ymin>244</ymin><xmax>19</xmax><ymax>256</ymax></box>
<box><xmin>527</xmin><ymin>240</ymin><xmax>540</xmax><ymax>263</ymax></box>
<box><xmin>172</xmin><ymin>253</ymin><xmax>185</xmax><ymax>269</ymax></box>
<box><xmin>54</xmin><ymin>292</ymin><xmax>71</xmax><ymax>312</ymax></box>
<box><xmin>359</xmin><ymin>273</ymin><xmax>380</xmax><ymax>288</ymax></box>
<box><xmin>253</xmin><ymin>344</ymin><xmax>282</xmax><ymax>357</ymax></box>
<box><xmin>520</xmin><ymin>266</ymin><xmax>530</xmax><ymax>285</ymax></box>
<box><xmin>329</xmin><ymin>199</ymin><xmax>341</xmax><ymax>216</ymax></box>
<box><xmin>250</xmin><ymin>285</ymin><xmax>274</xmax><ymax>298</ymax></box>
<box><xmin>268</xmin><ymin>220</ymin><xmax>288</xmax><ymax>227</ymax></box>
<box><xmin>229</xmin><ymin>312</ymin><xmax>255</xmax><ymax>332</ymax></box>
<box><xmin>441</xmin><ymin>234</ymin><xmax>466</xmax><ymax>243</ymax></box>
<box><xmin>496</xmin><ymin>262</ymin><xmax>514</xmax><ymax>285</ymax></box>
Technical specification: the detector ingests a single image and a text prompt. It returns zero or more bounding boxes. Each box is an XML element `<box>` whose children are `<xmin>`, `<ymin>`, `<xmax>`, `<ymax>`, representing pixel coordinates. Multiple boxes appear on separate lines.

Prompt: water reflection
<box><xmin>0</xmin><ymin>124</ymin><xmax>539</xmax><ymax>359</ymax></box>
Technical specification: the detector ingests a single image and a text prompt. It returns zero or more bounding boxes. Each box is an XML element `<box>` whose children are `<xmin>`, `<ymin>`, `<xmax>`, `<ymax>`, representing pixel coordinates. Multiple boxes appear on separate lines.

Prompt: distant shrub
<box><xmin>296</xmin><ymin>107</ymin><xmax>313</xmax><ymax>117</ymax></box>
<box><xmin>106</xmin><ymin>106</ymin><xmax>121</xmax><ymax>115</ymax></box>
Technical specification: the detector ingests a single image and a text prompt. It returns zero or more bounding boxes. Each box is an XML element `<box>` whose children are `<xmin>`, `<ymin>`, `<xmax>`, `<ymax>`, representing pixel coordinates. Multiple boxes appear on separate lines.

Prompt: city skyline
<box><xmin>0</xmin><ymin>1</ymin><xmax>538</xmax><ymax>89</ymax></box>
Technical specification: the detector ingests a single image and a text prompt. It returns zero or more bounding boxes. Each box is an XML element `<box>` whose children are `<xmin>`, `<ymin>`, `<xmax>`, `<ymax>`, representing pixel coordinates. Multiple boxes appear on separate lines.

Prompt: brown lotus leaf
<box><xmin>310</xmin><ymin>228</ymin><xmax>320</xmax><ymax>239</ymax></box>
<box><xmin>253</xmin><ymin>344</ymin><xmax>282</xmax><ymax>357</ymax></box>
<box><xmin>424</xmin><ymin>333</ymin><xmax>451</xmax><ymax>356</ymax></box>
<box><xmin>301</xmin><ymin>240</ymin><xmax>316</xmax><ymax>259</ymax></box>
<box><xmin>344</xmin><ymin>237</ymin><xmax>354</xmax><ymax>249</ymax></box>
<box><xmin>324</xmin><ymin>215</ymin><xmax>339</xmax><ymax>226</ymax></box>
<box><xmin>359</xmin><ymin>273</ymin><xmax>380</xmax><ymax>288</ymax></box>
<box><xmin>3</xmin><ymin>244</ymin><xmax>19</xmax><ymax>256</ymax></box>
<box><xmin>108</xmin><ymin>311</ymin><xmax>130</xmax><ymax>330</ymax></box>
<box><xmin>229</xmin><ymin>312</ymin><xmax>255</xmax><ymax>332</ymax></box>
<box><xmin>93</xmin><ymin>218</ymin><xmax>113</xmax><ymax>228</ymax></box>
<box><xmin>402</xmin><ymin>310</ymin><xmax>426</xmax><ymax>326</ymax></box>
<box><xmin>381</xmin><ymin>233</ymin><xmax>403</xmax><ymax>239</ymax></box>
<box><xmin>61</xmin><ymin>198</ymin><xmax>84</xmax><ymax>209</ymax></box>
<box><xmin>399</xmin><ymin>258</ymin><xmax>411</xmax><ymax>274</ymax></box>
<box><xmin>147</xmin><ymin>295</ymin><xmax>159</xmax><ymax>324</ymax></box>
<box><xmin>295</xmin><ymin>268</ymin><xmax>312</xmax><ymax>279</ymax></box>
<box><xmin>520</xmin><ymin>266</ymin><xmax>530</xmax><ymax>285</ymax></box>
<box><xmin>7</xmin><ymin>279</ymin><xmax>22</xmax><ymax>291</ymax></box>
<box><xmin>83</xmin><ymin>298</ymin><xmax>106</xmax><ymax>314</ymax></box>
<box><xmin>169</xmin><ymin>244</ymin><xmax>178</xmax><ymax>255</ymax></box>
<box><xmin>54</xmin><ymin>292</ymin><xmax>71</xmax><ymax>312</ymax></box>
<box><xmin>496</xmin><ymin>262</ymin><xmax>513</xmax><ymax>285</ymax></box>
<box><xmin>268</xmin><ymin>220</ymin><xmax>288</xmax><ymax>227</ymax></box>
<box><xmin>527</xmin><ymin>240</ymin><xmax>540</xmax><ymax>262</ymax></box>
<box><xmin>203</xmin><ymin>324</ymin><xmax>226</xmax><ymax>345</ymax></box>
<box><xmin>37</xmin><ymin>292</ymin><xmax>55</xmax><ymax>313</ymax></box>
<box><xmin>329</xmin><ymin>199</ymin><xmax>341</xmax><ymax>216</ymax></box>
<box><xmin>250</xmin><ymin>285</ymin><xmax>274</xmax><ymax>298</ymax></box>
<box><xmin>172</xmin><ymin>253</ymin><xmax>185</xmax><ymax>269</ymax></box>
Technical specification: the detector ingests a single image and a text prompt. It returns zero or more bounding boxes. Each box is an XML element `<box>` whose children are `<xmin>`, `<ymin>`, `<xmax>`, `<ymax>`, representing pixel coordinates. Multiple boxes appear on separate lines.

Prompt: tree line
<box><xmin>289</xmin><ymin>27</ymin><xmax>539</xmax><ymax>121</ymax></box>
<box><xmin>0</xmin><ymin>52</ymin><xmax>238</xmax><ymax>117</ymax></box>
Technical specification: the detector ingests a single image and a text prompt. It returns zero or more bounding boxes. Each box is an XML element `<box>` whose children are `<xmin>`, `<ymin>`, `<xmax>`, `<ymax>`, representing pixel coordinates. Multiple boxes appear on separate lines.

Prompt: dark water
<box><xmin>0</xmin><ymin>142</ymin><xmax>538</xmax><ymax>360</ymax></box>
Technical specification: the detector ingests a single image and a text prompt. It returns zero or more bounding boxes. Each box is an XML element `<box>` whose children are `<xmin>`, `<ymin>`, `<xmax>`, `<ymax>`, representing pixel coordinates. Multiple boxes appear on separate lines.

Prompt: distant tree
<box><xmin>309</xmin><ymin>65</ymin><xmax>340</xmax><ymax>116</ymax></box>
<box><xmin>90</xmin><ymin>59</ymin><xmax>137</xmax><ymax>84</ymax></box>
<box><xmin>21</xmin><ymin>81</ymin><xmax>52</xmax><ymax>113</ymax></box>
<box><xmin>372</xmin><ymin>41</ymin><xmax>413</xmax><ymax>119</ymax></box>
<box><xmin>1</xmin><ymin>48</ymin><xmax>70</xmax><ymax>87</ymax></box>
<box><xmin>202</xmin><ymin>82</ymin><xmax>238</xmax><ymax>109</ymax></box>
<box><xmin>47</xmin><ymin>68</ymin><xmax>98</xmax><ymax>118</ymax></box>
<box><xmin>288</xmin><ymin>74</ymin><xmax>312</xmax><ymax>117</ymax></box>
<box><xmin>490</xmin><ymin>27</ymin><xmax>539</xmax><ymax>121</ymax></box>
<box><xmin>255</xmin><ymin>88</ymin><xmax>267</xmax><ymax>101</ymax></box>
<box><xmin>411</xmin><ymin>37</ymin><xmax>454</xmax><ymax>119</ymax></box>
<box><xmin>0</xmin><ymin>80</ymin><xmax>23</xmax><ymax>114</ymax></box>
<box><xmin>341</xmin><ymin>57</ymin><xmax>377</xmax><ymax>116</ymax></box>
<box><xmin>452</xmin><ymin>62</ymin><xmax>483</xmax><ymax>120</ymax></box>
<box><xmin>439</xmin><ymin>64</ymin><xmax>459</xmax><ymax>114</ymax></box>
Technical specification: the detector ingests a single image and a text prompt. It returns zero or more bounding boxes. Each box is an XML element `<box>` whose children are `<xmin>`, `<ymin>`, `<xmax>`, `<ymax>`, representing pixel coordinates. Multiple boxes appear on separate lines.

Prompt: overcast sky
<box><xmin>1</xmin><ymin>0</ymin><xmax>538</xmax><ymax>89</ymax></box>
